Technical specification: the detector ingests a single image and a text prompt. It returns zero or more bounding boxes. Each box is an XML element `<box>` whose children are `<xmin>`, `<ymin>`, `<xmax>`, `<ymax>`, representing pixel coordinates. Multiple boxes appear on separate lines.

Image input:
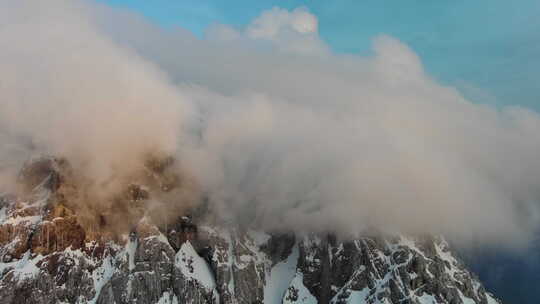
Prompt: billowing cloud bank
<box><xmin>1</xmin><ymin>0</ymin><xmax>540</xmax><ymax>246</ymax></box>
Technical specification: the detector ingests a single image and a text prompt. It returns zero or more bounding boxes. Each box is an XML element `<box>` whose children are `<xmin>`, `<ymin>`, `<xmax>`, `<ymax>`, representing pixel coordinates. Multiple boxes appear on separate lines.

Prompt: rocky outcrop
<box><xmin>0</xmin><ymin>157</ymin><xmax>502</xmax><ymax>304</ymax></box>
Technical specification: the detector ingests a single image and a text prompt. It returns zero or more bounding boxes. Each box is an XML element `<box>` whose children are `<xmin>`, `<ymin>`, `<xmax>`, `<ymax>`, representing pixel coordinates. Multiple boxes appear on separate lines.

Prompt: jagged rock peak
<box><xmin>0</xmin><ymin>157</ymin><xmax>502</xmax><ymax>304</ymax></box>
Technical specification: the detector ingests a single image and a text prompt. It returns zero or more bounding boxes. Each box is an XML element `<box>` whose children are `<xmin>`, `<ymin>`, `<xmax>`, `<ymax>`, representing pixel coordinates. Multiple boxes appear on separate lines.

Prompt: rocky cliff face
<box><xmin>0</xmin><ymin>157</ymin><xmax>501</xmax><ymax>304</ymax></box>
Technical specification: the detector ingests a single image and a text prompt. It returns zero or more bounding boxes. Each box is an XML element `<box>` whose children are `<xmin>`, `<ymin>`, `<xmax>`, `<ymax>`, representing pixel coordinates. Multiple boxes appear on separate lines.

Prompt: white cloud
<box><xmin>1</xmin><ymin>1</ymin><xmax>540</xmax><ymax>247</ymax></box>
<box><xmin>206</xmin><ymin>6</ymin><xmax>327</xmax><ymax>55</ymax></box>
<box><xmin>247</xmin><ymin>7</ymin><xmax>318</xmax><ymax>38</ymax></box>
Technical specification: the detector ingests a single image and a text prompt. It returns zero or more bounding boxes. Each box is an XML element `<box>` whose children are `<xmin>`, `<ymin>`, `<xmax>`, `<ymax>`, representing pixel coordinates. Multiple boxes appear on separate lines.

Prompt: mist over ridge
<box><xmin>1</xmin><ymin>0</ymin><xmax>540</xmax><ymax>248</ymax></box>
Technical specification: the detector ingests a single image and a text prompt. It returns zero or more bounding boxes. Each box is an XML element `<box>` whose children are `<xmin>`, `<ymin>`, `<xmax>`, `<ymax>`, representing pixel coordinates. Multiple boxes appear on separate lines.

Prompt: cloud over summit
<box><xmin>1</xmin><ymin>0</ymin><xmax>540</xmax><ymax>247</ymax></box>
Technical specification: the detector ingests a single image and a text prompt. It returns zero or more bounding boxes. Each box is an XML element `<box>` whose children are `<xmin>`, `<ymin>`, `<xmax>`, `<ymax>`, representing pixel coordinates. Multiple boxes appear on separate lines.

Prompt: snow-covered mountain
<box><xmin>0</xmin><ymin>157</ymin><xmax>501</xmax><ymax>304</ymax></box>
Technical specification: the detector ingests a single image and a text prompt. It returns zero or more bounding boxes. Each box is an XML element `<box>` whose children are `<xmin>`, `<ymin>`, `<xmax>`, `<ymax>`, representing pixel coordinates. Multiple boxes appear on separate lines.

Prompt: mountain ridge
<box><xmin>0</xmin><ymin>157</ymin><xmax>501</xmax><ymax>304</ymax></box>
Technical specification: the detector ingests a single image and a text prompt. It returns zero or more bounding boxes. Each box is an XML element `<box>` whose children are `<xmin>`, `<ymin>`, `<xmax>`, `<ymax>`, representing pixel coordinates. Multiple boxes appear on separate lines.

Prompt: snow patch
<box><xmin>0</xmin><ymin>251</ymin><xmax>44</xmax><ymax>280</ymax></box>
<box><xmin>157</xmin><ymin>291</ymin><xmax>179</xmax><ymax>304</ymax></box>
<box><xmin>486</xmin><ymin>294</ymin><xmax>500</xmax><ymax>304</ymax></box>
<box><xmin>283</xmin><ymin>272</ymin><xmax>317</xmax><ymax>304</ymax></box>
<box><xmin>176</xmin><ymin>241</ymin><xmax>216</xmax><ymax>291</ymax></box>
<box><xmin>264</xmin><ymin>242</ymin><xmax>299</xmax><ymax>304</ymax></box>
<box><xmin>126</xmin><ymin>237</ymin><xmax>137</xmax><ymax>271</ymax></box>
<box><xmin>417</xmin><ymin>293</ymin><xmax>437</xmax><ymax>304</ymax></box>
<box><xmin>89</xmin><ymin>255</ymin><xmax>114</xmax><ymax>304</ymax></box>
<box><xmin>348</xmin><ymin>288</ymin><xmax>370</xmax><ymax>303</ymax></box>
<box><xmin>457</xmin><ymin>289</ymin><xmax>476</xmax><ymax>304</ymax></box>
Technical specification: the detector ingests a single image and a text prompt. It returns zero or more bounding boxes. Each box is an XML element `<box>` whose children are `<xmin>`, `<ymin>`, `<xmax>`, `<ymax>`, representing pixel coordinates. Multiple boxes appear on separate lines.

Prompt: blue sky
<box><xmin>102</xmin><ymin>0</ymin><xmax>540</xmax><ymax>111</ymax></box>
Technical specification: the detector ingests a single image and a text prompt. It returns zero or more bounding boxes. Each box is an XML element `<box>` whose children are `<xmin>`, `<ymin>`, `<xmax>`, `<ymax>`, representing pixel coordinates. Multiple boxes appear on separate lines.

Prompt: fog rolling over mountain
<box><xmin>0</xmin><ymin>0</ymin><xmax>539</xmax><ymax>303</ymax></box>
<box><xmin>0</xmin><ymin>157</ymin><xmax>500</xmax><ymax>304</ymax></box>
